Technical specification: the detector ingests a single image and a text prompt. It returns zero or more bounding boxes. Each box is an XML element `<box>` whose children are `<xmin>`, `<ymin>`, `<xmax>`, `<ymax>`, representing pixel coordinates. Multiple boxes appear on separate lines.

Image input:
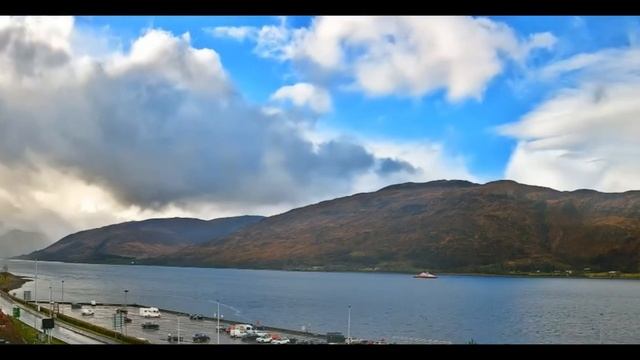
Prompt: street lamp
<box><xmin>124</xmin><ymin>289</ymin><xmax>129</xmax><ymax>336</ymax></box>
<box><xmin>48</xmin><ymin>282</ymin><xmax>52</xmax><ymax>314</ymax></box>
<box><xmin>216</xmin><ymin>299</ymin><xmax>220</xmax><ymax>345</ymax></box>
<box><xmin>347</xmin><ymin>305</ymin><xmax>351</xmax><ymax>344</ymax></box>
<box><xmin>177</xmin><ymin>316</ymin><xmax>181</xmax><ymax>344</ymax></box>
<box><xmin>61</xmin><ymin>280</ymin><xmax>65</xmax><ymax>315</ymax></box>
<box><xmin>34</xmin><ymin>259</ymin><xmax>38</xmax><ymax>312</ymax></box>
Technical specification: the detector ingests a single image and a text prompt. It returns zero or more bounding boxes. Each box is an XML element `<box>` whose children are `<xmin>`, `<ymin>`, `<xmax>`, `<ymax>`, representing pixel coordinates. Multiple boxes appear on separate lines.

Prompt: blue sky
<box><xmin>1</xmin><ymin>16</ymin><xmax>640</xmax><ymax>237</ymax></box>
<box><xmin>72</xmin><ymin>16</ymin><xmax>640</xmax><ymax>180</ymax></box>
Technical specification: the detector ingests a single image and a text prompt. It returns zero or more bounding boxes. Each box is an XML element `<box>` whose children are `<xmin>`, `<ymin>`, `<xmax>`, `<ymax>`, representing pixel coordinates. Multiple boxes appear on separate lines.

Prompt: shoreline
<box><xmin>0</xmin><ymin>271</ymin><xmax>31</xmax><ymax>292</ymax></box>
<box><xmin>7</xmin><ymin>258</ymin><xmax>640</xmax><ymax>281</ymax></box>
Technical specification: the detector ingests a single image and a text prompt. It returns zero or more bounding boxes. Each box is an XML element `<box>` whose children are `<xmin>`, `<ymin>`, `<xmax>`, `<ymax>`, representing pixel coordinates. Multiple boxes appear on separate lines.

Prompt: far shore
<box><xmin>6</xmin><ymin>258</ymin><xmax>640</xmax><ymax>281</ymax></box>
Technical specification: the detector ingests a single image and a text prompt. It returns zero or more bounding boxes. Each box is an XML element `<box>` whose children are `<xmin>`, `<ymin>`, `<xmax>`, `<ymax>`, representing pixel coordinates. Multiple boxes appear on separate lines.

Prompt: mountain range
<box><xmin>20</xmin><ymin>180</ymin><xmax>640</xmax><ymax>273</ymax></box>
<box><xmin>21</xmin><ymin>216</ymin><xmax>264</xmax><ymax>264</ymax></box>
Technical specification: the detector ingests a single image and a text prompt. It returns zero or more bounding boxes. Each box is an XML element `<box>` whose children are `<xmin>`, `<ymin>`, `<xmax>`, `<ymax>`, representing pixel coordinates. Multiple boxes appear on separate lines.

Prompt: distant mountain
<box><xmin>156</xmin><ymin>180</ymin><xmax>640</xmax><ymax>273</ymax></box>
<box><xmin>0</xmin><ymin>229</ymin><xmax>50</xmax><ymax>259</ymax></box>
<box><xmin>20</xmin><ymin>216</ymin><xmax>264</xmax><ymax>263</ymax></box>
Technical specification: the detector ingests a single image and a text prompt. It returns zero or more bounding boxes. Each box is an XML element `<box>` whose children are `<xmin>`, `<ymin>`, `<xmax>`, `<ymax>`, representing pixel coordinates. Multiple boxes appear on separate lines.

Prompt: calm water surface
<box><xmin>4</xmin><ymin>259</ymin><xmax>640</xmax><ymax>344</ymax></box>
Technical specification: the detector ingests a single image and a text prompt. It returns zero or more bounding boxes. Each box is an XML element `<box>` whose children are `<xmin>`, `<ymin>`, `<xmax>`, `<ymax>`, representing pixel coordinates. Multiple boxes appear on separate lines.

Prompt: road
<box><xmin>0</xmin><ymin>293</ymin><xmax>112</xmax><ymax>344</ymax></box>
<box><xmin>57</xmin><ymin>303</ymin><xmax>326</xmax><ymax>345</ymax></box>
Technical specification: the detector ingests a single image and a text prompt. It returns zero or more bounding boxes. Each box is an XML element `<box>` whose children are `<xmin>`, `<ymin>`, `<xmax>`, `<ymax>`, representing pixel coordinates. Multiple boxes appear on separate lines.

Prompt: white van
<box><xmin>230</xmin><ymin>324</ymin><xmax>253</xmax><ymax>338</ymax></box>
<box><xmin>139</xmin><ymin>307</ymin><xmax>161</xmax><ymax>318</ymax></box>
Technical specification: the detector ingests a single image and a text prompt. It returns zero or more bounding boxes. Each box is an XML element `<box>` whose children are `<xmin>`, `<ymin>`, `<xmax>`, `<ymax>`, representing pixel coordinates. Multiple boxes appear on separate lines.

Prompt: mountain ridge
<box><xmin>20</xmin><ymin>215</ymin><xmax>265</xmax><ymax>263</ymax></box>
<box><xmin>153</xmin><ymin>179</ymin><xmax>640</xmax><ymax>273</ymax></box>
<box><xmin>18</xmin><ymin>179</ymin><xmax>640</xmax><ymax>274</ymax></box>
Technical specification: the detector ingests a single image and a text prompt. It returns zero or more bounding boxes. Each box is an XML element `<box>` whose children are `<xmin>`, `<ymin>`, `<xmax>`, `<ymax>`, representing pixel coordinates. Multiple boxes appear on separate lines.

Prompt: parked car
<box><xmin>272</xmin><ymin>338</ymin><xmax>290</xmax><ymax>344</ymax></box>
<box><xmin>241</xmin><ymin>333</ymin><xmax>260</xmax><ymax>342</ymax></box>
<box><xmin>192</xmin><ymin>333</ymin><xmax>210</xmax><ymax>343</ymax></box>
<box><xmin>124</xmin><ymin>317</ymin><xmax>132</xmax><ymax>323</ymax></box>
<box><xmin>70</xmin><ymin>303</ymin><xmax>82</xmax><ymax>309</ymax></box>
<box><xmin>256</xmin><ymin>335</ymin><xmax>272</xmax><ymax>343</ymax></box>
<box><xmin>167</xmin><ymin>334</ymin><xmax>184</xmax><ymax>343</ymax></box>
<box><xmin>90</xmin><ymin>300</ymin><xmax>96</xmax><ymax>306</ymax></box>
<box><xmin>189</xmin><ymin>314</ymin><xmax>204</xmax><ymax>320</ymax></box>
<box><xmin>116</xmin><ymin>308</ymin><xmax>128</xmax><ymax>314</ymax></box>
<box><xmin>141</xmin><ymin>322</ymin><xmax>159</xmax><ymax>330</ymax></box>
<box><xmin>81</xmin><ymin>307</ymin><xmax>94</xmax><ymax>316</ymax></box>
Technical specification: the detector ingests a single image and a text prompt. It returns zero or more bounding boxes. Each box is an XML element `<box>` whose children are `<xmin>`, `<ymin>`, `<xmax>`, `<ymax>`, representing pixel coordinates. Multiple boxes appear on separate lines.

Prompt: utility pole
<box><xmin>177</xmin><ymin>316</ymin><xmax>181</xmax><ymax>344</ymax></box>
<box><xmin>217</xmin><ymin>299</ymin><xmax>220</xmax><ymax>345</ymax></box>
<box><xmin>347</xmin><ymin>304</ymin><xmax>351</xmax><ymax>344</ymax></box>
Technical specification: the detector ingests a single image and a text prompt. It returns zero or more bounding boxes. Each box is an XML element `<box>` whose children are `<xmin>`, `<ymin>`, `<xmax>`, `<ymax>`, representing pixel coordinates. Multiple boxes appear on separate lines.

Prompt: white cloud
<box><xmin>500</xmin><ymin>48</ymin><xmax>640</xmax><ymax>192</ymax></box>
<box><xmin>219</xmin><ymin>16</ymin><xmax>556</xmax><ymax>102</ymax></box>
<box><xmin>0</xmin><ymin>16</ymin><xmax>476</xmax><ymax>241</ymax></box>
<box><xmin>270</xmin><ymin>82</ymin><xmax>332</xmax><ymax>113</ymax></box>
<box><xmin>206</xmin><ymin>26</ymin><xmax>258</xmax><ymax>41</ymax></box>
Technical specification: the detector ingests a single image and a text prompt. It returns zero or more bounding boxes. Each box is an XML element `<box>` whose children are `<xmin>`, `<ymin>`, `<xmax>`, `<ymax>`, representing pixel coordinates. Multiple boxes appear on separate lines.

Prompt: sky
<box><xmin>0</xmin><ymin>16</ymin><xmax>639</xmax><ymax>241</ymax></box>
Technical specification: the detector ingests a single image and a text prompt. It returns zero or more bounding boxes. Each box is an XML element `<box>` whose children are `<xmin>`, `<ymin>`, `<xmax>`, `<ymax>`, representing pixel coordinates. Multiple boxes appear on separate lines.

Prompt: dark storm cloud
<box><xmin>0</xmin><ymin>23</ymin><xmax>385</xmax><ymax>210</ymax></box>
<box><xmin>376</xmin><ymin>158</ymin><xmax>417</xmax><ymax>176</ymax></box>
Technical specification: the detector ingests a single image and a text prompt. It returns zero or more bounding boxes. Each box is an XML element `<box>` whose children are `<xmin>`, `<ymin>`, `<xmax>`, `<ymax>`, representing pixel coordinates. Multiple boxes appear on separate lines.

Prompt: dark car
<box><xmin>116</xmin><ymin>308</ymin><xmax>128</xmax><ymax>314</ymax></box>
<box><xmin>192</xmin><ymin>333</ymin><xmax>210</xmax><ymax>343</ymax></box>
<box><xmin>167</xmin><ymin>334</ymin><xmax>184</xmax><ymax>343</ymax></box>
<box><xmin>124</xmin><ymin>317</ymin><xmax>132</xmax><ymax>323</ymax></box>
<box><xmin>241</xmin><ymin>333</ymin><xmax>260</xmax><ymax>342</ymax></box>
<box><xmin>189</xmin><ymin>314</ymin><xmax>204</xmax><ymax>320</ymax></box>
<box><xmin>141</xmin><ymin>322</ymin><xmax>159</xmax><ymax>330</ymax></box>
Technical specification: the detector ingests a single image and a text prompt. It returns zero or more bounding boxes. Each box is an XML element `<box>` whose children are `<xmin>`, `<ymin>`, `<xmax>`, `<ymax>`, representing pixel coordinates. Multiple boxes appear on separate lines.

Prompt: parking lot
<box><xmin>57</xmin><ymin>303</ymin><xmax>325</xmax><ymax>344</ymax></box>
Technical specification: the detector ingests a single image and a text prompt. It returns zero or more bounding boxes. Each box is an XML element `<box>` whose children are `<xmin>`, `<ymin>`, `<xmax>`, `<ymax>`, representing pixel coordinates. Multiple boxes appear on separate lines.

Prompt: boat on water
<box><xmin>413</xmin><ymin>271</ymin><xmax>438</xmax><ymax>279</ymax></box>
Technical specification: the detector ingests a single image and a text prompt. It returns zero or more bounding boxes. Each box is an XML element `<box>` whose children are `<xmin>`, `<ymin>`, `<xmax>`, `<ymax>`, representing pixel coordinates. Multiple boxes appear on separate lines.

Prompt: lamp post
<box><xmin>61</xmin><ymin>280</ymin><xmax>64</xmax><ymax>315</ymax></box>
<box><xmin>124</xmin><ymin>289</ymin><xmax>129</xmax><ymax>336</ymax></box>
<box><xmin>48</xmin><ymin>282</ymin><xmax>53</xmax><ymax>344</ymax></box>
<box><xmin>216</xmin><ymin>299</ymin><xmax>220</xmax><ymax>345</ymax></box>
<box><xmin>599</xmin><ymin>312</ymin><xmax>603</xmax><ymax>344</ymax></box>
<box><xmin>34</xmin><ymin>259</ymin><xmax>38</xmax><ymax>311</ymax></box>
<box><xmin>347</xmin><ymin>304</ymin><xmax>351</xmax><ymax>344</ymax></box>
<box><xmin>48</xmin><ymin>282</ymin><xmax>52</xmax><ymax>314</ymax></box>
